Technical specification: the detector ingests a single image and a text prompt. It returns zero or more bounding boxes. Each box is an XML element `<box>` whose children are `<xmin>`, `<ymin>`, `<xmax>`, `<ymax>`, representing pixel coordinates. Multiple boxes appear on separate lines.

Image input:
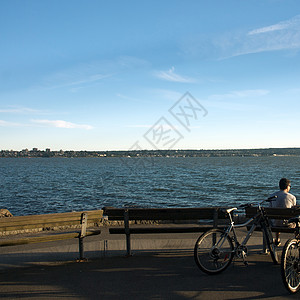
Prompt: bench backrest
<box><xmin>245</xmin><ymin>206</ymin><xmax>300</xmax><ymax>219</ymax></box>
<box><xmin>102</xmin><ymin>207</ymin><xmax>227</xmax><ymax>221</ymax></box>
<box><xmin>0</xmin><ymin>209</ymin><xmax>103</xmax><ymax>233</ymax></box>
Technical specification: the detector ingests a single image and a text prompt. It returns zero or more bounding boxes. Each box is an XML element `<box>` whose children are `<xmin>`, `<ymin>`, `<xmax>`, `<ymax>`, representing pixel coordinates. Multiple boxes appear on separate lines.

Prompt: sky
<box><xmin>1</xmin><ymin>0</ymin><xmax>300</xmax><ymax>151</ymax></box>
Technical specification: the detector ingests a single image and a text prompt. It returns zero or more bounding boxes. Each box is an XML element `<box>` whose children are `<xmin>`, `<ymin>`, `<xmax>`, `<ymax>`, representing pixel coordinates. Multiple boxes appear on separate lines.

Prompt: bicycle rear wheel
<box><xmin>194</xmin><ymin>229</ymin><xmax>234</xmax><ymax>275</ymax></box>
<box><xmin>281</xmin><ymin>238</ymin><xmax>300</xmax><ymax>293</ymax></box>
<box><xmin>262</xmin><ymin>224</ymin><xmax>279</xmax><ymax>264</ymax></box>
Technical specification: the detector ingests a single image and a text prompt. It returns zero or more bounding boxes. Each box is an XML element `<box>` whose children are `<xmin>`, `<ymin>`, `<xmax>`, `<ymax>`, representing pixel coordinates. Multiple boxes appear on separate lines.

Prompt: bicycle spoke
<box><xmin>194</xmin><ymin>229</ymin><xmax>234</xmax><ymax>275</ymax></box>
<box><xmin>281</xmin><ymin>238</ymin><xmax>300</xmax><ymax>293</ymax></box>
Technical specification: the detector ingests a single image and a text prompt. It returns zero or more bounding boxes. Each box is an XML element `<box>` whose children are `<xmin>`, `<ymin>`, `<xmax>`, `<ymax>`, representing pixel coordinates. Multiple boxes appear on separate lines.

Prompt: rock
<box><xmin>0</xmin><ymin>209</ymin><xmax>13</xmax><ymax>217</ymax></box>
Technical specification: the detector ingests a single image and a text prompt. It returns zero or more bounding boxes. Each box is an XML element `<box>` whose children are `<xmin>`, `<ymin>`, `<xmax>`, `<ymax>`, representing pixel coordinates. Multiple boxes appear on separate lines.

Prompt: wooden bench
<box><xmin>102</xmin><ymin>207</ymin><xmax>228</xmax><ymax>256</ymax></box>
<box><xmin>245</xmin><ymin>206</ymin><xmax>300</xmax><ymax>251</ymax></box>
<box><xmin>245</xmin><ymin>206</ymin><xmax>300</xmax><ymax>232</ymax></box>
<box><xmin>0</xmin><ymin>210</ymin><xmax>103</xmax><ymax>260</ymax></box>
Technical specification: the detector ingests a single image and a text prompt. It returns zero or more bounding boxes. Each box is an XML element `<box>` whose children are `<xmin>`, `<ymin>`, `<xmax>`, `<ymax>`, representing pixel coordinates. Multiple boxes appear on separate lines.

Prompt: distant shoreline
<box><xmin>1</xmin><ymin>148</ymin><xmax>300</xmax><ymax>158</ymax></box>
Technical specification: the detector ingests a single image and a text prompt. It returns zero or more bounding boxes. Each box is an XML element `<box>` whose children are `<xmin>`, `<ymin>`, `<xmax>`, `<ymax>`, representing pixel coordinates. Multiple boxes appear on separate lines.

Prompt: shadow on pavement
<box><xmin>0</xmin><ymin>250</ymin><xmax>298</xmax><ymax>300</ymax></box>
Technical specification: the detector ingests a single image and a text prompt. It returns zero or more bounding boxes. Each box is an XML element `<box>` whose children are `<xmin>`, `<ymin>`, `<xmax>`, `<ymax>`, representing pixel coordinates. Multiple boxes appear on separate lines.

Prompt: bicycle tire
<box><xmin>281</xmin><ymin>238</ymin><xmax>300</xmax><ymax>293</ymax></box>
<box><xmin>194</xmin><ymin>229</ymin><xmax>234</xmax><ymax>275</ymax></box>
<box><xmin>262</xmin><ymin>224</ymin><xmax>279</xmax><ymax>264</ymax></box>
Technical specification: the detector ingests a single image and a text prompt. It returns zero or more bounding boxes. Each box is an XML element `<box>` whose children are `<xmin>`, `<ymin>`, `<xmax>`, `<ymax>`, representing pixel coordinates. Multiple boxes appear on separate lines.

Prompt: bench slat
<box><xmin>0</xmin><ymin>210</ymin><xmax>103</xmax><ymax>232</ymax></box>
<box><xmin>245</xmin><ymin>207</ymin><xmax>300</xmax><ymax>219</ymax></box>
<box><xmin>0</xmin><ymin>230</ymin><xmax>101</xmax><ymax>247</ymax></box>
<box><xmin>109</xmin><ymin>226</ymin><xmax>219</xmax><ymax>234</ymax></box>
<box><xmin>103</xmin><ymin>207</ymin><xmax>227</xmax><ymax>221</ymax></box>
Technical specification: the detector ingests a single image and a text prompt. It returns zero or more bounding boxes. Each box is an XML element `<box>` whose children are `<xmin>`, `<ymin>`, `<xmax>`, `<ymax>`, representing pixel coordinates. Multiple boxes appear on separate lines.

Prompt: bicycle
<box><xmin>194</xmin><ymin>197</ymin><xmax>278</xmax><ymax>275</ymax></box>
<box><xmin>281</xmin><ymin>216</ymin><xmax>300</xmax><ymax>293</ymax></box>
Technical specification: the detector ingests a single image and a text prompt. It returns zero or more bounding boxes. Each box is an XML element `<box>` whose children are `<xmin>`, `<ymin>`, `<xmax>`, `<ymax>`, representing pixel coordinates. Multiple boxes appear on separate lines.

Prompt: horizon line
<box><xmin>2</xmin><ymin>147</ymin><xmax>300</xmax><ymax>152</ymax></box>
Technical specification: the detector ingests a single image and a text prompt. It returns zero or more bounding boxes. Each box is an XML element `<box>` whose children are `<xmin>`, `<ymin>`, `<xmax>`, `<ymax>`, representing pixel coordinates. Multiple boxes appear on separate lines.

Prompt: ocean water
<box><xmin>0</xmin><ymin>156</ymin><xmax>299</xmax><ymax>216</ymax></box>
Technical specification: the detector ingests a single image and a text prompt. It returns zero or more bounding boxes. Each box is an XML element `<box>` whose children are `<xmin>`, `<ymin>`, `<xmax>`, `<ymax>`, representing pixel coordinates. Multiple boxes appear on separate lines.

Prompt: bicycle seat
<box><xmin>226</xmin><ymin>208</ymin><xmax>237</xmax><ymax>214</ymax></box>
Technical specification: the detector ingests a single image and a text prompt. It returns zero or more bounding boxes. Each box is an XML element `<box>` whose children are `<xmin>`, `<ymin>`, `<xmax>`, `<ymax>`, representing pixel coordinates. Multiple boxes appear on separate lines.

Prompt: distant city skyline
<box><xmin>1</xmin><ymin>0</ymin><xmax>300</xmax><ymax>151</ymax></box>
<box><xmin>2</xmin><ymin>147</ymin><xmax>300</xmax><ymax>158</ymax></box>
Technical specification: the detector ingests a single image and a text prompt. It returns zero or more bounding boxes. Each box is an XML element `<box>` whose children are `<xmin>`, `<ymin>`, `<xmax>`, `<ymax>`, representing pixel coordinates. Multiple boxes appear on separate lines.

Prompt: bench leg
<box><xmin>79</xmin><ymin>237</ymin><xmax>85</xmax><ymax>260</ymax></box>
<box><xmin>126</xmin><ymin>233</ymin><xmax>131</xmax><ymax>256</ymax></box>
<box><xmin>262</xmin><ymin>231</ymin><xmax>268</xmax><ymax>254</ymax></box>
<box><xmin>78</xmin><ymin>212</ymin><xmax>87</xmax><ymax>261</ymax></box>
<box><xmin>124</xmin><ymin>209</ymin><xmax>131</xmax><ymax>256</ymax></box>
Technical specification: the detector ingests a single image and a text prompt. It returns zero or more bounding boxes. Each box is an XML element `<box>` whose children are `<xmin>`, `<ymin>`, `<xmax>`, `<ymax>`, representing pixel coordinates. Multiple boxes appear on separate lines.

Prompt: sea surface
<box><xmin>0</xmin><ymin>156</ymin><xmax>300</xmax><ymax>216</ymax></box>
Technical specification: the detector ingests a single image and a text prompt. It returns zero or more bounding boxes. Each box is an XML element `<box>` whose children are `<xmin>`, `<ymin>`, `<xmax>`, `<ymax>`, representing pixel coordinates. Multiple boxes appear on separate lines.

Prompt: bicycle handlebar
<box><xmin>238</xmin><ymin>196</ymin><xmax>277</xmax><ymax>209</ymax></box>
<box><xmin>239</xmin><ymin>203</ymin><xmax>253</xmax><ymax>208</ymax></box>
<box><xmin>265</xmin><ymin>195</ymin><xmax>278</xmax><ymax>203</ymax></box>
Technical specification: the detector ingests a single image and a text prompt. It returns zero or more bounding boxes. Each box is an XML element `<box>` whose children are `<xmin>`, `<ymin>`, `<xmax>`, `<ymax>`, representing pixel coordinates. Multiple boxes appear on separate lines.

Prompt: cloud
<box><xmin>206</xmin><ymin>89</ymin><xmax>270</xmax><ymax>111</ymax></box>
<box><xmin>155</xmin><ymin>67</ymin><xmax>195</xmax><ymax>83</ymax></box>
<box><xmin>116</xmin><ymin>56</ymin><xmax>150</xmax><ymax>69</ymax></box>
<box><xmin>150</xmin><ymin>89</ymin><xmax>183</xmax><ymax>102</ymax></box>
<box><xmin>187</xmin><ymin>14</ymin><xmax>300</xmax><ymax>60</ymax></box>
<box><xmin>248</xmin><ymin>23</ymin><xmax>289</xmax><ymax>35</ymax></box>
<box><xmin>0</xmin><ymin>107</ymin><xmax>42</xmax><ymax>114</ymax></box>
<box><xmin>233</xmin><ymin>15</ymin><xmax>300</xmax><ymax>57</ymax></box>
<box><xmin>126</xmin><ymin>124</ymin><xmax>152</xmax><ymax>128</ymax></box>
<box><xmin>248</xmin><ymin>15</ymin><xmax>300</xmax><ymax>35</ymax></box>
<box><xmin>0</xmin><ymin>120</ymin><xmax>22</xmax><ymax>127</ymax></box>
<box><xmin>209</xmin><ymin>89</ymin><xmax>270</xmax><ymax>100</ymax></box>
<box><xmin>43</xmin><ymin>73</ymin><xmax>112</xmax><ymax>91</ymax></box>
<box><xmin>116</xmin><ymin>93</ymin><xmax>149</xmax><ymax>103</ymax></box>
<box><xmin>36</xmin><ymin>56</ymin><xmax>149</xmax><ymax>92</ymax></box>
<box><xmin>31</xmin><ymin>119</ymin><xmax>93</xmax><ymax>130</ymax></box>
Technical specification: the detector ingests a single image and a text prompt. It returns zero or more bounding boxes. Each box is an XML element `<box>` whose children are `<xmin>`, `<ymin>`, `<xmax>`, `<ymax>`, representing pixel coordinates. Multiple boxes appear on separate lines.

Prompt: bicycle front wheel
<box><xmin>194</xmin><ymin>229</ymin><xmax>234</xmax><ymax>275</ymax></box>
<box><xmin>281</xmin><ymin>238</ymin><xmax>300</xmax><ymax>293</ymax></box>
<box><xmin>262</xmin><ymin>224</ymin><xmax>279</xmax><ymax>264</ymax></box>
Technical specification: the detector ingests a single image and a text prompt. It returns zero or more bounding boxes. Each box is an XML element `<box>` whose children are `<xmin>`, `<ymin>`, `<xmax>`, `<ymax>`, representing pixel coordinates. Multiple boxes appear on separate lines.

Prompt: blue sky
<box><xmin>1</xmin><ymin>0</ymin><xmax>300</xmax><ymax>151</ymax></box>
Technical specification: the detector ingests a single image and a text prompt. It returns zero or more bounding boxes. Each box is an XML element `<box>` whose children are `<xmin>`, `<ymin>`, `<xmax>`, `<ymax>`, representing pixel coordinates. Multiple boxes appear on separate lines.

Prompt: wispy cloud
<box><xmin>248</xmin><ymin>15</ymin><xmax>300</xmax><ymax>35</ymax></box>
<box><xmin>36</xmin><ymin>56</ymin><xmax>149</xmax><ymax>92</ymax></box>
<box><xmin>232</xmin><ymin>15</ymin><xmax>300</xmax><ymax>57</ymax></box>
<box><xmin>0</xmin><ymin>120</ymin><xmax>23</xmax><ymax>127</ymax></box>
<box><xmin>155</xmin><ymin>67</ymin><xmax>195</xmax><ymax>83</ymax></box>
<box><xmin>186</xmin><ymin>14</ymin><xmax>300</xmax><ymax>60</ymax></box>
<box><xmin>116</xmin><ymin>93</ymin><xmax>150</xmax><ymax>103</ymax></box>
<box><xmin>126</xmin><ymin>124</ymin><xmax>152</xmax><ymax>128</ymax></box>
<box><xmin>206</xmin><ymin>89</ymin><xmax>270</xmax><ymax>111</ymax></box>
<box><xmin>0</xmin><ymin>107</ymin><xmax>42</xmax><ymax>114</ymax></box>
<box><xmin>126</xmin><ymin>123</ymin><xmax>181</xmax><ymax>130</ymax></box>
<box><xmin>150</xmin><ymin>89</ymin><xmax>183</xmax><ymax>102</ymax></box>
<box><xmin>42</xmin><ymin>73</ymin><xmax>112</xmax><ymax>91</ymax></box>
<box><xmin>209</xmin><ymin>89</ymin><xmax>269</xmax><ymax>100</ymax></box>
<box><xmin>31</xmin><ymin>119</ymin><xmax>93</xmax><ymax>130</ymax></box>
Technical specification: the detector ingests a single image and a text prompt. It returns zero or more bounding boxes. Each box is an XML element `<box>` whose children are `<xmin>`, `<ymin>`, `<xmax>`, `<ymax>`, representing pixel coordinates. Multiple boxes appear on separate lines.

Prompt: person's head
<box><xmin>279</xmin><ymin>178</ymin><xmax>291</xmax><ymax>191</ymax></box>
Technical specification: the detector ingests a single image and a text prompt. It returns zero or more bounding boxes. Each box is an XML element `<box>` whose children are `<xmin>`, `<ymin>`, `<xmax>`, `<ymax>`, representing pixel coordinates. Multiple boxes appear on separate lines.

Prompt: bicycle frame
<box><xmin>194</xmin><ymin>197</ymin><xmax>278</xmax><ymax>275</ymax></box>
<box><xmin>223</xmin><ymin>206</ymin><xmax>269</xmax><ymax>252</ymax></box>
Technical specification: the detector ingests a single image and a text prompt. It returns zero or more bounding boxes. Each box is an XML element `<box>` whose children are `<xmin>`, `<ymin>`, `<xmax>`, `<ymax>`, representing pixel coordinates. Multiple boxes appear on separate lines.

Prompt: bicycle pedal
<box><xmin>244</xmin><ymin>261</ymin><xmax>249</xmax><ymax>266</ymax></box>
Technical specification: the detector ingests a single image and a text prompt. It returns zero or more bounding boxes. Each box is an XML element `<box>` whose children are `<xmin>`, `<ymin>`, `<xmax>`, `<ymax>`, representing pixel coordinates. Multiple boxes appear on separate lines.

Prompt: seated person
<box><xmin>269</xmin><ymin>178</ymin><xmax>297</xmax><ymax>246</ymax></box>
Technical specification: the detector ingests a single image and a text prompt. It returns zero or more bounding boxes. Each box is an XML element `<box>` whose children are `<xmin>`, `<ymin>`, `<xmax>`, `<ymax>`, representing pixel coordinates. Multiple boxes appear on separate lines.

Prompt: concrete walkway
<box><xmin>0</xmin><ymin>227</ymin><xmax>298</xmax><ymax>299</ymax></box>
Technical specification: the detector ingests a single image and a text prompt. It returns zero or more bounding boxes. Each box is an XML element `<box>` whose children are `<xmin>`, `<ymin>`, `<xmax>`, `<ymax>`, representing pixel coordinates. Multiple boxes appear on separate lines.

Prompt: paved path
<box><xmin>0</xmin><ymin>228</ymin><xmax>298</xmax><ymax>299</ymax></box>
<box><xmin>0</xmin><ymin>250</ymin><xmax>298</xmax><ymax>300</ymax></box>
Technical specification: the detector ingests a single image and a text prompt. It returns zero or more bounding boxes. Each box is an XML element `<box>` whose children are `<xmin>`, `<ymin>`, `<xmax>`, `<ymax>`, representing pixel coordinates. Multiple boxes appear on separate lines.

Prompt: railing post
<box><xmin>124</xmin><ymin>209</ymin><xmax>131</xmax><ymax>256</ymax></box>
<box><xmin>79</xmin><ymin>213</ymin><xmax>88</xmax><ymax>260</ymax></box>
